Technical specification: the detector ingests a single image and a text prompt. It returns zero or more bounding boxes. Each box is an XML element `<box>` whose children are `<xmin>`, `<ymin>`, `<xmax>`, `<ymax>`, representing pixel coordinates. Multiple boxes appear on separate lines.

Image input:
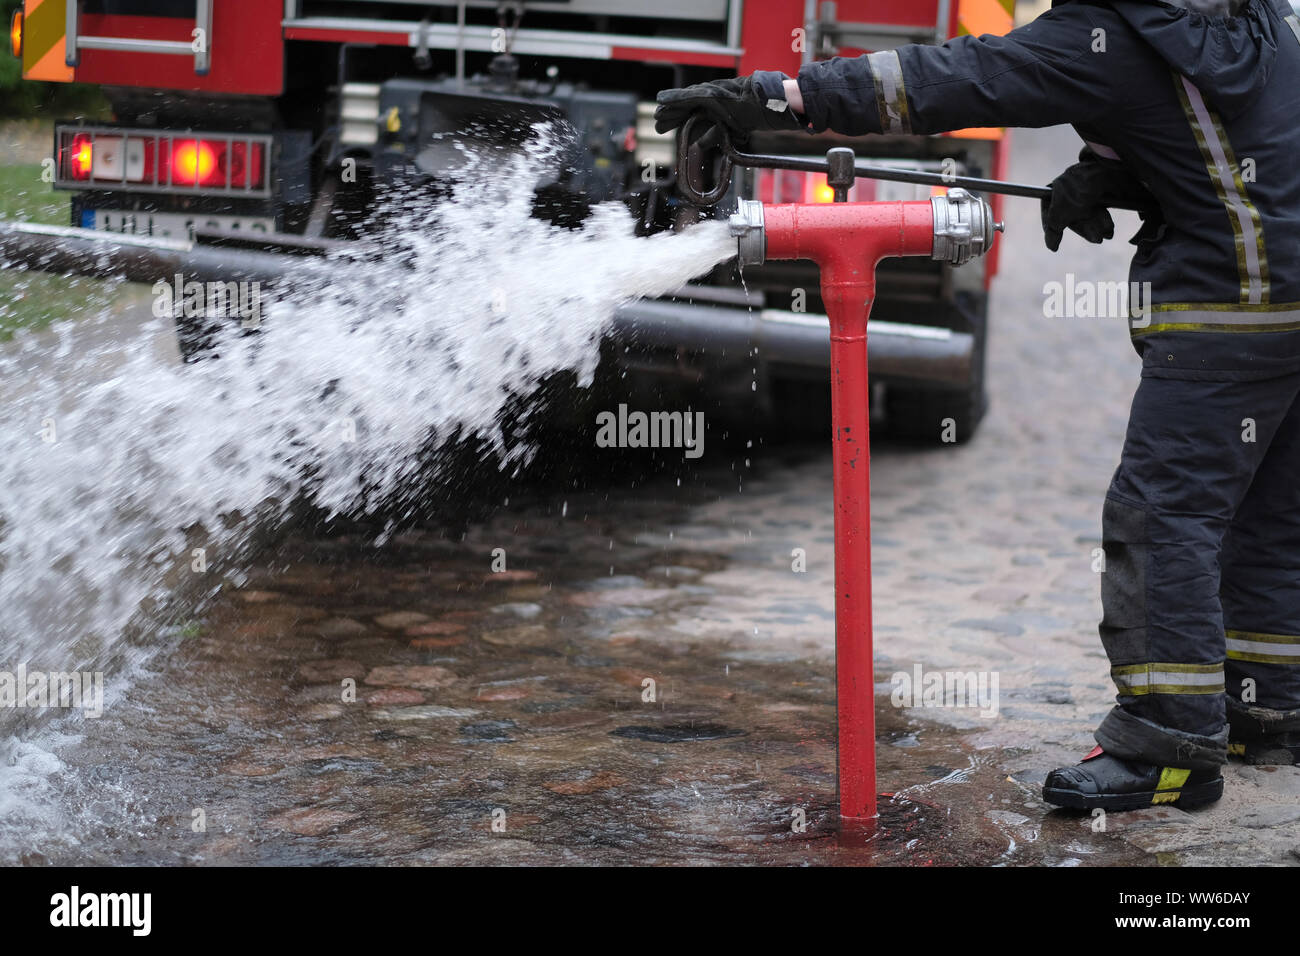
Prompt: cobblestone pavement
<box><xmin>8</xmin><ymin>125</ymin><xmax>1300</xmax><ymax>866</ymax></box>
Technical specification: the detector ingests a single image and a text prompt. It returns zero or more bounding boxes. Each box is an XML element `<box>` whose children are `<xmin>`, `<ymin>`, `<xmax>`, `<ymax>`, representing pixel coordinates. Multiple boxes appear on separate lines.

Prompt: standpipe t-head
<box><xmin>727</xmin><ymin>190</ymin><xmax>1002</xmax><ymax>269</ymax></box>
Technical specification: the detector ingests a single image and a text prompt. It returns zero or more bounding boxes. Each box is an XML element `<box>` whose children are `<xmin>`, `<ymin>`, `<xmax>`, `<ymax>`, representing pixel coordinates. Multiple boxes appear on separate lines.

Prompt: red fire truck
<box><xmin>10</xmin><ymin>0</ymin><xmax>1014</xmax><ymax>440</ymax></box>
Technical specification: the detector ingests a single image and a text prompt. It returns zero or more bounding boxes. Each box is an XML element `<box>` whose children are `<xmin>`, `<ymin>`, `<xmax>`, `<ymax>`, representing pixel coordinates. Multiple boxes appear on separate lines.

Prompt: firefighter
<box><xmin>656</xmin><ymin>0</ymin><xmax>1300</xmax><ymax>811</ymax></box>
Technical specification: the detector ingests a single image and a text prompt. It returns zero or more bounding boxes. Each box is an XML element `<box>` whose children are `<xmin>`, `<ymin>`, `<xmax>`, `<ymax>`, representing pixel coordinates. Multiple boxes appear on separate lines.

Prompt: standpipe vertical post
<box><xmin>732</xmin><ymin>193</ymin><xmax>997</xmax><ymax>828</ymax></box>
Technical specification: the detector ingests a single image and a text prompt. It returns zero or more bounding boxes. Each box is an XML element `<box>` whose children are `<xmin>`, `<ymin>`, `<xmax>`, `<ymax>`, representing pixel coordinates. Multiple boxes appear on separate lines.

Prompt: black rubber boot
<box><xmin>1226</xmin><ymin>699</ymin><xmax>1300</xmax><ymax>765</ymax></box>
<box><xmin>1042</xmin><ymin>747</ymin><xmax>1223</xmax><ymax>811</ymax></box>
<box><xmin>1228</xmin><ymin>732</ymin><xmax>1300</xmax><ymax>765</ymax></box>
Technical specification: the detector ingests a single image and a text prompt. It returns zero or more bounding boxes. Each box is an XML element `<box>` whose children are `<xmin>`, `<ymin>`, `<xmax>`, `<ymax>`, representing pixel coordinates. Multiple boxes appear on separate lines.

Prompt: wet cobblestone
<box><xmin>9</xmin><ymin>126</ymin><xmax>1300</xmax><ymax>866</ymax></box>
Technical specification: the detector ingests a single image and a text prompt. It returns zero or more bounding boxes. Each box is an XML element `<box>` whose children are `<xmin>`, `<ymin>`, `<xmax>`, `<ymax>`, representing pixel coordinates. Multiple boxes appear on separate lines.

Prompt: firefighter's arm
<box><xmin>795</xmin><ymin>8</ymin><xmax>1112</xmax><ymax>136</ymax></box>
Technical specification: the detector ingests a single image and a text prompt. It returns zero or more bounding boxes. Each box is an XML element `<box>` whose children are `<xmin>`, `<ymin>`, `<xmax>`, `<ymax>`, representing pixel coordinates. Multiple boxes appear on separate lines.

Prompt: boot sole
<box><xmin>1240</xmin><ymin>751</ymin><xmax>1298</xmax><ymax>766</ymax></box>
<box><xmin>1042</xmin><ymin>776</ymin><xmax>1223</xmax><ymax>812</ymax></box>
<box><xmin>1229</xmin><ymin>741</ymin><xmax>1300</xmax><ymax>766</ymax></box>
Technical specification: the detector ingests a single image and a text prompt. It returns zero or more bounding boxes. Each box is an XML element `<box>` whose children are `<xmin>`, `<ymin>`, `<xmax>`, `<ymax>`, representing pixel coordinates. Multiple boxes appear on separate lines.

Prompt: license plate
<box><xmin>84</xmin><ymin>209</ymin><xmax>275</xmax><ymax>241</ymax></box>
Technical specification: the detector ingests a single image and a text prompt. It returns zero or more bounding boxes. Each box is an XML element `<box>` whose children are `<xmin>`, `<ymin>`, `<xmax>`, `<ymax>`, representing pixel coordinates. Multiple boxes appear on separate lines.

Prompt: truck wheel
<box><xmin>884</xmin><ymin>377</ymin><xmax>987</xmax><ymax>444</ymax></box>
<box><xmin>884</xmin><ymin>295</ymin><xmax>989</xmax><ymax>444</ymax></box>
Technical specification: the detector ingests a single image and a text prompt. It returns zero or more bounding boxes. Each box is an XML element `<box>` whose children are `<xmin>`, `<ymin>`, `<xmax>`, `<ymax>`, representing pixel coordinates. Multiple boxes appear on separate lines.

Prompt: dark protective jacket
<box><xmin>787</xmin><ymin>0</ymin><xmax>1300</xmax><ymax>381</ymax></box>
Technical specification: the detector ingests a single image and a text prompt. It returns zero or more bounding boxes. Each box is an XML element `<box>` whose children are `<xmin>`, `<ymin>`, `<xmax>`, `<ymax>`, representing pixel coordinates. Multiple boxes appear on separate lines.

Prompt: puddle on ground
<box><xmin>6</xmin><ymin>472</ymin><xmax>1150</xmax><ymax>866</ymax></box>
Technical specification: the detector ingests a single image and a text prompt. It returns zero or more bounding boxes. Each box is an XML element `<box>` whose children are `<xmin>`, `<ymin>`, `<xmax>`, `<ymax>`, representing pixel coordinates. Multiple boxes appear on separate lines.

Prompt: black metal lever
<box><xmin>675</xmin><ymin>114</ymin><xmax>1142</xmax><ymax>210</ymax></box>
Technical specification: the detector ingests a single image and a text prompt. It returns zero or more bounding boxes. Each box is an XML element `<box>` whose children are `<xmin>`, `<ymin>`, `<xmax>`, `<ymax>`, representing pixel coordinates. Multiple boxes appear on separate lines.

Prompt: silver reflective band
<box><xmin>1115</xmin><ymin>670</ymin><xmax>1225</xmax><ymax>688</ymax></box>
<box><xmin>1227</xmin><ymin>637</ymin><xmax>1300</xmax><ymax>657</ymax></box>
<box><xmin>1135</xmin><ymin>306</ymin><xmax>1300</xmax><ymax>335</ymax></box>
<box><xmin>1177</xmin><ymin>75</ymin><xmax>1268</xmax><ymax>305</ymax></box>
<box><xmin>1227</xmin><ymin>629</ymin><xmax>1300</xmax><ymax>665</ymax></box>
<box><xmin>1112</xmin><ymin>664</ymin><xmax>1225</xmax><ymax>696</ymax></box>
<box><xmin>1085</xmin><ymin>140</ymin><xmax>1121</xmax><ymax>161</ymax></box>
<box><xmin>868</xmin><ymin>51</ymin><xmax>911</xmax><ymax>135</ymax></box>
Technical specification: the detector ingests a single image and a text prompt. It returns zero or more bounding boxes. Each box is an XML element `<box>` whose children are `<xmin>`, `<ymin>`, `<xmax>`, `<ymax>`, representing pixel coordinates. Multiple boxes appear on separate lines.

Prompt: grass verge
<box><xmin>0</xmin><ymin>160</ymin><xmax>123</xmax><ymax>339</ymax></box>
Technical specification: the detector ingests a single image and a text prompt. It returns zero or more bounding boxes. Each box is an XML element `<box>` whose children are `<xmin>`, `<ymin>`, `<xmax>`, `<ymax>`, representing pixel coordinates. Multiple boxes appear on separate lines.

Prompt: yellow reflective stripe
<box><xmin>1173</xmin><ymin>73</ymin><xmax>1268</xmax><ymax>305</ymax></box>
<box><xmin>1226</xmin><ymin>629</ymin><xmax>1300</xmax><ymax>666</ymax></box>
<box><xmin>867</xmin><ymin>51</ymin><xmax>911</xmax><ymax>135</ymax></box>
<box><xmin>1136</xmin><ymin>320</ymin><xmax>1300</xmax><ymax>335</ymax></box>
<box><xmin>1156</xmin><ymin>767</ymin><xmax>1191</xmax><ymax>791</ymax></box>
<box><xmin>1117</xmin><ymin>684</ymin><xmax>1225</xmax><ymax>696</ymax></box>
<box><xmin>1150</xmin><ymin>301</ymin><xmax>1300</xmax><ymax>311</ymax></box>
<box><xmin>1112</xmin><ymin>662</ymin><xmax>1224</xmax><ymax>696</ymax></box>
<box><xmin>1112</xmin><ymin>662</ymin><xmax>1225</xmax><ymax>674</ymax></box>
<box><xmin>1228</xmin><ymin>651</ymin><xmax>1300</xmax><ymax>664</ymax></box>
<box><xmin>1226</xmin><ymin>629</ymin><xmax>1300</xmax><ymax>644</ymax></box>
<box><xmin>1152</xmin><ymin>767</ymin><xmax>1191</xmax><ymax>803</ymax></box>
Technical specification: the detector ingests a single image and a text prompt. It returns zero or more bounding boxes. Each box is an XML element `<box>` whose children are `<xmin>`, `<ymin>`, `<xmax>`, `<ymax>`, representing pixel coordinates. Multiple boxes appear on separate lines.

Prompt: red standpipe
<box><xmin>762</xmin><ymin>201</ymin><xmax>937</xmax><ymax>827</ymax></box>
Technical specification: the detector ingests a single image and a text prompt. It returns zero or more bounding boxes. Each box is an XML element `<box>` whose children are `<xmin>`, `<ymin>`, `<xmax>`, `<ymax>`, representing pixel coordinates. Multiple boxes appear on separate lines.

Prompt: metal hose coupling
<box><xmin>931</xmin><ymin>188</ymin><xmax>1003</xmax><ymax>266</ymax></box>
<box><xmin>728</xmin><ymin>199</ymin><xmax>766</xmax><ymax>267</ymax></box>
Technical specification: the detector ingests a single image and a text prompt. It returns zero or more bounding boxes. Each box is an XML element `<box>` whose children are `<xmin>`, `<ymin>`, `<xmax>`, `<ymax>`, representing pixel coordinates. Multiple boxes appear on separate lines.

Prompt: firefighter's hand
<box><xmin>1040</xmin><ymin>147</ymin><xmax>1160</xmax><ymax>252</ymax></box>
<box><xmin>654</xmin><ymin>71</ymin><xmax>804</xmax><ymax>138</ymax></box>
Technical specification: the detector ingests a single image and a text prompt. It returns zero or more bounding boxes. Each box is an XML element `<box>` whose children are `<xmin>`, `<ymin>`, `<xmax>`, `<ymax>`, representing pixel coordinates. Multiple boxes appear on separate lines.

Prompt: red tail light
<box><xmin>69</xmin><ymin>134</ymin><xmax>94</xmax><ymax>180</ymax></box>
<box><xmin>55</xmin><ymin>126</ymin><xmax>271</xmax><ymax>195</ymax></box>
<box><xmin>220</xmin><ymin>141</ymin><xmax>266</xmax><ymax>189</ymax></box>
<box><xmin>166</xmin><ymin>139</ymin><xmax>265</xmax><ymax>188</ymax></box>
<box><xmin>170</xmin><ymin>140</ymin><xmax>220</xmax><ymax>186</ymax></box>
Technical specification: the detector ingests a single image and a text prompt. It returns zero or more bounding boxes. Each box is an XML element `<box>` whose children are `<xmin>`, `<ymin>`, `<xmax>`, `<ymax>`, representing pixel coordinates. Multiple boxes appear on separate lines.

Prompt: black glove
<box><xmin>1040</xmin><ymin>147</ymin><xmax>1163</xmax><ymax>252</ymax></box>
<box><xmin>654</xmin><ymin>71</ymin><xmax>804</xmax><ymax>139</ymax></box>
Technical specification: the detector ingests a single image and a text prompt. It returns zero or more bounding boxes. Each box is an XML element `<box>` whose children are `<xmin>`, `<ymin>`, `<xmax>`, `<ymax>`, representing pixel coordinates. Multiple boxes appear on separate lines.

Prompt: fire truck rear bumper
<box><xmin>611</xmin><ymin>294</ymin><xmax>973</xmax><ymax>389</ymax></box>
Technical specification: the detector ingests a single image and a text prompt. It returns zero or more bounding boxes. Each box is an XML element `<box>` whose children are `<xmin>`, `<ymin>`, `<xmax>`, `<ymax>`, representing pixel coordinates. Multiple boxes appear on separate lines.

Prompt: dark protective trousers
<box><xmin>1095</xmin><ymin>366</ymin><xmax>1300</xmax><ymax>770</ymax></box>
